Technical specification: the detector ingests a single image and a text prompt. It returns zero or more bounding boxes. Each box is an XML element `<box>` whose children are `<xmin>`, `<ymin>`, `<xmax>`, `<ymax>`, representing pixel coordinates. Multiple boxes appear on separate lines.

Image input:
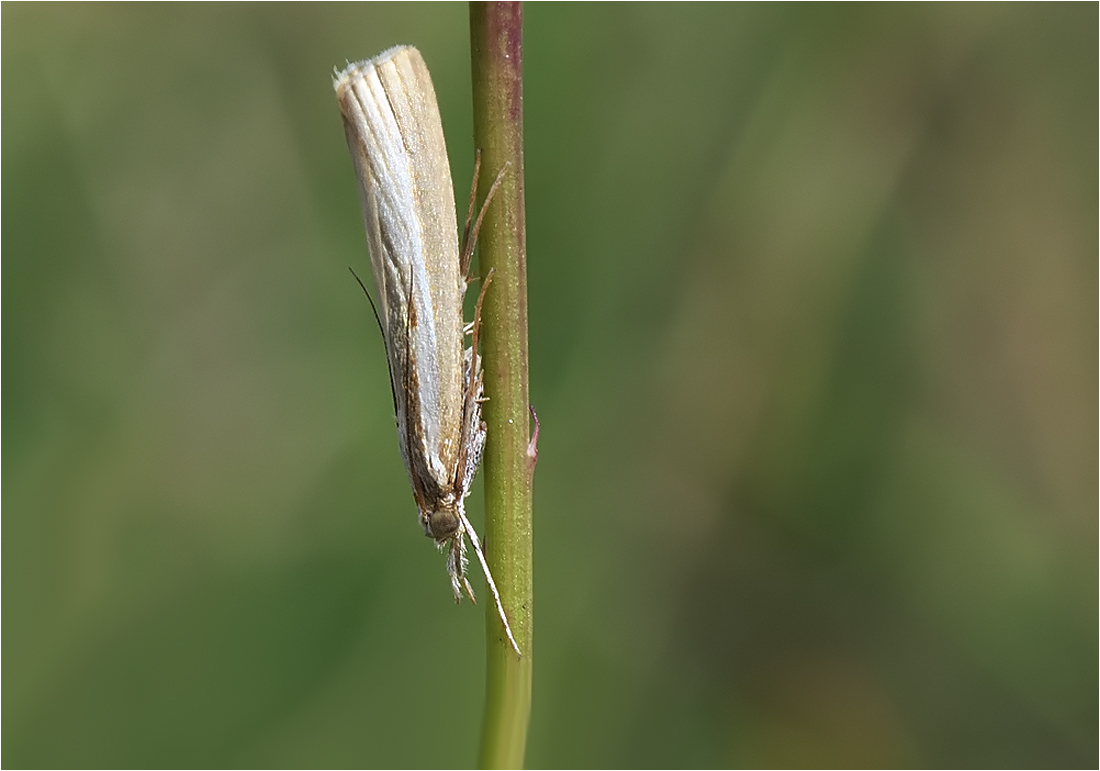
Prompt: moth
<box><xmin>334</xmin><ymin>45</ymin><xmax>519</xmax><ymax>655</ymax></box>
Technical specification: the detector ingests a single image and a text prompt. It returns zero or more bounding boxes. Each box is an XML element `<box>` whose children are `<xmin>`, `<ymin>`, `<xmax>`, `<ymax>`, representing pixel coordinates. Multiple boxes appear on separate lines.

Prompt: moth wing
<box><xmin>335</xmin><ymin>47</ymin><xmax>464</xmax><ymax>495</ymax></box>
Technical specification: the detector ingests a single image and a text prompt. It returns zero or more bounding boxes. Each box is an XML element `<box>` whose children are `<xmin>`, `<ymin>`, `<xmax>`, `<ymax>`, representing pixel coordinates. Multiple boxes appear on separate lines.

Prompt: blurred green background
<box><xmin>4</xmin><ymin>3</ymin><xmax>1096</xmax><ymax>768</ymax></box>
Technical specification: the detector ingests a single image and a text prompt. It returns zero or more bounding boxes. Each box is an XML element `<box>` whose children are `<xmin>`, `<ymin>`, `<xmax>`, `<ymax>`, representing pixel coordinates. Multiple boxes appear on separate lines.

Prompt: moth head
<box><xmin>423</xmin><ymin>505</ymin><xmax>460</xmax><ymax>541</ymax></box>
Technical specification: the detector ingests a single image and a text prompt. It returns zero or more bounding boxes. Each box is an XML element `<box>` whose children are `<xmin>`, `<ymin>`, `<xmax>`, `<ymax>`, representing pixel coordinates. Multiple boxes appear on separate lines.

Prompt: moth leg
<box><xmin>467</xmin><ymin>270</ymin><xmax>493</xmax><ymax>385</ymax></box>
<box><xmin>459</xmin><ymin>150</ymin><xmax>482</xmax><ymax>272</ymax></box>
<box><xmin>453</xmin><ymin>270</ymin><xmax>494</xmax><ymax>491</ymax></box>
<box><xmin>460</xmin><ymin>157</ymin><xmax>510</xmax><ymax>280</ymax></box>
<box><xmin>461</xmin><ymin>417</ymin><xmax>487</xmax><ymax>494</ymax></box>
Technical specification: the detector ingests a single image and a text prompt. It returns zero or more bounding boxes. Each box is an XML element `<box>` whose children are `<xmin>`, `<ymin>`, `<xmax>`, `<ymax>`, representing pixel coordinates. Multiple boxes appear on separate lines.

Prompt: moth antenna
<box><xmin>349</xmin><ymin>267</ymin><xmax>385</xmax><ymax>341</ymax></box>
<box><xmin>349</xmin><ymin>266</ymin><xmax>399</xmax><ymax>418</ymax></box>
<box><xmin>457</xmin><ymin>509</ymin><xmax>522</xmax><ymax>657</ymax></box>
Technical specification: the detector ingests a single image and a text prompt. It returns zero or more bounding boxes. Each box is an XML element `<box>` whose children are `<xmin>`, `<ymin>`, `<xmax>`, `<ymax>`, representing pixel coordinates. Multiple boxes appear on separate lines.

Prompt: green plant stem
<box><xmin>469</xmin><ymin>3</ymin><xmax>532</xmax><ymax>769</ymax></box>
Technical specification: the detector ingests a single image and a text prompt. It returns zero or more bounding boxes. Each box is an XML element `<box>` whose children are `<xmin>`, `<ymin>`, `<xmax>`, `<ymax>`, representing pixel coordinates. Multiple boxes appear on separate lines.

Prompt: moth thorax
<box><xmin>423</xmin><ymin>504</ymin><xmax>460</xmax><ymax>541</ymax></box>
